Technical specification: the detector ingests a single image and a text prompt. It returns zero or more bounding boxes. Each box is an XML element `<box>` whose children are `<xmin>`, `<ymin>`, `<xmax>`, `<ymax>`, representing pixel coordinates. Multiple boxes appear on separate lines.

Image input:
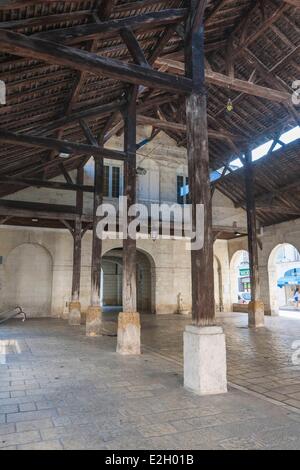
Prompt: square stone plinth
<box><xmin>117</xmin><ymin>312</ymin><xmax>141</xmax><ymax>355</ymax></box>
<box><xmin>86</xmin><ymin>305</ymin><xmax>102</xmax><ymax>336</ymax></box>
<box><xmin>248</xmin><ymin>300</ymin><xmax>265</xmax><ymax>328</ymax></box>
<box><xmin>68</xmin><ymin>301</ymin><xmax>81</xmax><ymax>326</ymax></box>
<box><xmin>184</xmin><ymin>325</ymin><xmax>227</xmax><ymax>396</ymax></box>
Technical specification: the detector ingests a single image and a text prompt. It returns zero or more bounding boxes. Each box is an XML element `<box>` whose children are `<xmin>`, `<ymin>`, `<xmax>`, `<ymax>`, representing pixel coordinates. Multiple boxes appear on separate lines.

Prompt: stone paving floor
<box><xmin>0</xmin><ymin>313</ymin><xmax>300</xmax><ymax>450</ymax></box>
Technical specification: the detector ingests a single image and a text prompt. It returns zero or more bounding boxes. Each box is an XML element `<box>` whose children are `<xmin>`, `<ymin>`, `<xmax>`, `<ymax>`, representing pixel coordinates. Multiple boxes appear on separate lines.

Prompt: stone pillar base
<box><xmin>68</xmin><ymin>301</ymin><xmax>81</xmax><ymax>326</ymax></box>
<box><xmin>86</xmin><ymin>305</ymin><xmax>102</xmax><ymax>336</ymax></box>
<box><xmin>176</xmin><ymin>309</ymin><xmax>191</xmax><ymax>315</ymax></box>
<box><xmin>117</xmin><ymin>312</ymin><xmax>141</xmax><ymax>355</ymax></box>
<box><xmin>248</xmin><ymin>300</ymin><xmax>265</xmax><ymax>328</ymax></box>
<box><xmin>184</xmin><ymin>325</ymin><xmax>227</xmax><ymax>396</ymax></box>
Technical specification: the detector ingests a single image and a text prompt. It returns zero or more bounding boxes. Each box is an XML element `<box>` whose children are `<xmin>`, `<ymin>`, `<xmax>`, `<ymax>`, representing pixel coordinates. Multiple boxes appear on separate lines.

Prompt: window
<box><xmin>103</xmin><ymin>165</ymin><xmax>109</xmax><ymax>197</ymax></box>
<box><xmin>177</xmin><ymin>175</ymin><xmax>190</xmax><ymax>204</ymax></box>
<box><xmin>103</xmin><ymin>164</ymin><xmax>123</xmax><ymax>198</ymax></box>
<box><xmin>112</xmin><ymin>166</ymin><xmax>120</xmax><ymax>198</ymax></box>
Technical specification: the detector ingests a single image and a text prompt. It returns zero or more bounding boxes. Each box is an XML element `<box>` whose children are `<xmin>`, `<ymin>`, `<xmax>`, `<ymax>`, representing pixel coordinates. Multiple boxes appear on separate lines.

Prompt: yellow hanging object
<box><xmin>226</xmin><ymin>98</ymin><xmax>233</xmax><ymax>112</ymax></box>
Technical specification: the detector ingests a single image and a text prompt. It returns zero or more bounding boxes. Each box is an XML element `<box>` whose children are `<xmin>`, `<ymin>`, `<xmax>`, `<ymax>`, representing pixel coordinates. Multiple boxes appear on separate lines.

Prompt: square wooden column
<box><xmin>183</xmin><ymin>1</ymin><xmax>227</xmax><ymax>395</ymax></box>
<box><xmin>69</xmin><ymin>167</ymin><xmax>83</xmax><ymax>325</ymax></box>
<box><xmin>117</xmin><ymin>86</ymin><xmax>141</xmax><ymax>355</ymax></box>
<box><xmin>244</xmin><ymin>150</ymin><xmax>264</xmax><ymax>327</ymax></box>
<box><xmin>86</xmin><ymin>156</ymin><xmax>103</xmax><ymax>336</ymax></box>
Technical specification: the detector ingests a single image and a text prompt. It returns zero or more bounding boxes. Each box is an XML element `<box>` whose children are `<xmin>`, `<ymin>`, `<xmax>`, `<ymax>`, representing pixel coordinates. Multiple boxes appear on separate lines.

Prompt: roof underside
<box><xmin>0</xmin><ymin>0</ymin><xmax>299</xmax><ymax>227</ymax></box>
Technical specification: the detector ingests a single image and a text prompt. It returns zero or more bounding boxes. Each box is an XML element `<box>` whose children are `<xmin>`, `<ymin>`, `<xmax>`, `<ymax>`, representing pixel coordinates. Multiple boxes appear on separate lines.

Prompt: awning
<box><xmin>277</xmin><ymin>276</ymin><xmax>300</xmax><ymax>288</ymax></box>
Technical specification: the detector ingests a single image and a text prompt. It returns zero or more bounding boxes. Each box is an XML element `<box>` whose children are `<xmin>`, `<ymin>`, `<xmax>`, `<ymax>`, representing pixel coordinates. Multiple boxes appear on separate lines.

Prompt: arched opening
<box><xmin>268</xmin><ymin>243</ymin><xmax>300</xmax><ymax>318</ymax></box>
<box><xmin>101</xmin><ymin>248</ymin><xmax>155</xmax><ymax>314</ymax></box>
<box><xmin>230</xmin><ymin>250</ymin><xmax>251</xmax><ymax>311</ymax></box>
<box><xmin>214</xmin><ymin>256</ymin><xmax>223</xmax><ymax>312</ymax></box>
<box><xmin>2</xmin><ymin>243</ymin><xmax>53</xmax><ymax>316</ymax></box>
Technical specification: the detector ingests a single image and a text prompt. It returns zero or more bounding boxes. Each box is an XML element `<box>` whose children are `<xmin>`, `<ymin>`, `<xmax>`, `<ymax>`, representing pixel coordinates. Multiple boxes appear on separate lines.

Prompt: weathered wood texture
<box><xmin>122</xmin><ymin>86</ymin><xmax>138</xmax><ymax>313</ymax></box>
<box><xmin>244</xmin><ymin>151</ymin><xmax>261</xmax><ymax>302</ymax></box>
<box><xmin>0</xmin><ymin>29</ymin><xmax>192</xmax><ymax>93</ymax></box>
<box><xmin>90</xmin><ymin>155</ymin><xmax>103</xmax><ymax>307</ymax></box>
<box><xmin>186</xmin><ymin>1</ymin><xmax>215</xmax><ymax>326</ymax></box>
<box><xmin>71</xmin><ymin>167</ymin><xmax>84</xmax><ymax>302</ymax></box>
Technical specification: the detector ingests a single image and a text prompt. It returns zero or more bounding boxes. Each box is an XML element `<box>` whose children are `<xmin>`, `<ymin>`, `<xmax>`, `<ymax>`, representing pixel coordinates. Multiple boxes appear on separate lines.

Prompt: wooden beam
<box><xmin>154</xmin><ymin>58</ymin><xmax>291</xmax><ymax>103</ymax></box>
<box><xmin>0</xmin><ymin>128</ymin><xmax>126</xmax><ymax>161</ymax></box>
<box><xmin>34</xmin><ymin>9</ymin><xmax>188</xmax><ymax>44</ymax></box>
<box><xmin>191</xmin><ymin>0</ymin><xmax>207</xmax><ymax>33</ymax></box>
<box><xmin>257</xmin><ymin>205</ymin><xmax>300</xmax><ymax>215</ymax></box>
<box><xmin>0</xmin><ymin>1</ymin><xmax>86</xmax><ymax>8</ymax></box>
<box><xmin>59</xmin><ymin>163</ymin><xmax>74</xmax><ymax>185</ymax></box>
<box><xmin>282</xmin><ymin>0</ymin><xmax>299</xmax><ymax>7</ymax></box>
<box><xmin>235</xmin><ymin>178</ymin><xmax>300</xmax><ymax>209</ymax></box>
<box><xmin>136</xmin><ymin>114</ymin><xmax>245</xmax><ymax>142</ymax></box>
<box><xmin>0</xmin><ymin>29</ymin><xmax>192</xmax><ymax>94</ymax></box>
<box><xmin>120</xmin><ymin>27</ymin><xmax>149</xmax><ymax>67</ymax></box>
<box><xmin>97</xmin><ymin>0</ymin><xmax>116</xmax><ymax>19</ymax></box>
<box><xmin>0</xmin><ymin>199</ymin><xmax>91</xmax><ymax>222</ymax></box>
<box><xmin>0</xmin><ymin>177</ymin><xmax>94</xmax><ymax>193</ymax></box>
<box><xmin>79</xmin><ymin>119</ymin><xmax>98</xmax><ymax>147</ymax></box>
<box><xmin>37</xmin><ymin>100</ymin><xmax>126</xmax><ymax>136</ymax></box>
<box><xmin>0</xmin><ymin>11</ymin><xmax>93</xmax><ymax>30</ymax></box>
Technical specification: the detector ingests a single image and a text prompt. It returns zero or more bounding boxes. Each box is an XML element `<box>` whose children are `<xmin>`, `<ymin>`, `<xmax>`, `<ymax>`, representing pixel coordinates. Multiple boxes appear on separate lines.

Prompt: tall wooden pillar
<box><xmin>69</xmin><ymin>167</ymin><xmax>83</xmax><ymax>325</ymax></box>
<box><xmin>117</xmin><ymin>86</ymin><xmax>141</xmax><ymax>355</ymax></box>
<box><xmin>244</xmin><ymin>150</ymin><xmax>264</xmax><ymax>327</ymax></box>
<box><xmin>185</xmin><ymin>4</ymin><xmax>215</xmax><ymax>327</ymax></box>
<box><xmin>183</xmin><ymin>1</ymin><xmax>227</xmax><ymax>395</ymax></box>
<box><xmin>123</xmin><ymin>86</ymin><xmax>137</xmax><ymax>314</ymax></box>
<box><xmin>86</xmin><ymin>155</ymin><xmax>103</xmax><ymax>336</ymax></box>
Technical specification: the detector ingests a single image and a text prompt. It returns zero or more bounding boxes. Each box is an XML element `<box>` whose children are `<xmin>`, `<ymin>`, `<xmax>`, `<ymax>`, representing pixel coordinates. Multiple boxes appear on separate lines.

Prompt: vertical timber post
<box><xmin>183</xmin><ymin>0</ymin><xmax>227</xmax><ymax>395</ymax></box>
<box><xmin>245</xmin><ymin>150</ymin><xmax>264</xmax><ymax>327</ymax></box>
<box><xmin>117</xmin><ymin>85</ymin><xmax>141</xmax><ymax>355</ymax></box>
<box><xmin>69</xmin><ymin>167</ymin><xmax>83</xmax><ymax>325</ymax></box>
<box><xmin>86</xmin><ymin>156</ymin><xmax>103</xmax><ymax>336</ymax></box>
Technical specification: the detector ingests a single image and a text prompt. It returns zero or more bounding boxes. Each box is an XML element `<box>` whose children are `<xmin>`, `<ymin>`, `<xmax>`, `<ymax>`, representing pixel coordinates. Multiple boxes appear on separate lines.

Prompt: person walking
<box><xmin>294</xmin><ymin>287</ymin><xmax>300</xmax><ymax>309</ymax></box>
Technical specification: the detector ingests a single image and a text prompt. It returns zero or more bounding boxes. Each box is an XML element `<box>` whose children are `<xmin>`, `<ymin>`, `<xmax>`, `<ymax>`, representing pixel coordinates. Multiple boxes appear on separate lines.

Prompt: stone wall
<box><xmin>0</xmin><ymin>223</ymin><xmax>234</xmax><ymax>317</ymax></box>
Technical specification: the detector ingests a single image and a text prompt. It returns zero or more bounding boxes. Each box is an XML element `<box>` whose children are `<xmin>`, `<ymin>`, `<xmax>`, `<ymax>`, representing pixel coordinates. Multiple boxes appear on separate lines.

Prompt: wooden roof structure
<box><xmin>0</xmin><ymin>0</ymin><xmax>299</xmax><ymax>228</ymax></box>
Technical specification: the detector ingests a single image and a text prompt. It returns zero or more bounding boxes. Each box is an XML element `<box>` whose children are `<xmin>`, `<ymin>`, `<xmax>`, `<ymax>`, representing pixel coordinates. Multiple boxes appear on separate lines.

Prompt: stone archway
<box><xmin>3</xmin><ymin>243</ymin><xmax>53</xmax><ymax>316</ymax></box>
<box><xmin>230</xmin><ymin>250</ymin><xmax>250</xmax><ymax>309</ymax></box>
<box><xmin>268</xmin><ymin>243</ymin><xmax>300</xmax><ymax>315</ymax></box>
<box><xmin>101</xmin><ymin>247</ymin><xmax>156</xmax><ymax>313</ymax></box>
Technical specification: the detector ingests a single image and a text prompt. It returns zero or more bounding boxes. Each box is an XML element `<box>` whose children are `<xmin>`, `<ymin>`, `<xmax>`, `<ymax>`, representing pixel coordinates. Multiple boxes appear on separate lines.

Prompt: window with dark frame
<box><xmin>103</xmin><ymin>164</ymin><xmax>122</xmax><ymax>198</ymax></box>
<box><xmin>177</xmin><ymin>175</ymin><xmax>190</xmax><ymax>204</ymax></box>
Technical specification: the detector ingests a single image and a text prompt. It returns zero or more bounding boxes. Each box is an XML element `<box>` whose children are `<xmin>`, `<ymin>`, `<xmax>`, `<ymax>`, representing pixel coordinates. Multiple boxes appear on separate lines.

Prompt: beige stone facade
<box><xmin>0</xmin><ymin>132</ymin><xmax>299</xmax><ymax>319</ymax></box>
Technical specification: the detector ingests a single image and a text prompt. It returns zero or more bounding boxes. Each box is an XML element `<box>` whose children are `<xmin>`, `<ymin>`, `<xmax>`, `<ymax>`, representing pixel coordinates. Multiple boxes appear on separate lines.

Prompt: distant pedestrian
<box><xmin>294</xmin><ymin>288</ymin><xmax>300</xmax><ymax>309</ymax></box>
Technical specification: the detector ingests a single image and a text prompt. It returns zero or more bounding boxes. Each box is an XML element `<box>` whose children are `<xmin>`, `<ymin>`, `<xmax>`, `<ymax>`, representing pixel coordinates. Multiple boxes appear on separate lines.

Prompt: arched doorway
<box><xmin>230</xmin><ymin>250</ymin><xmax>251</xmax><ymax>309</ymax></box>
<box><xmin>268</xmin><ymin>243</ymin><xmax>300</xmax><ymax>317</ymax></box>
<box><xmin>3</xmin><ymin>243</ymin><xmax>53</xmax><ymax>316</ymax></box>
<box><xmin>101</xmin><ymin>248</ymin><xmax>155</xmax><ymax>313</ymax></box>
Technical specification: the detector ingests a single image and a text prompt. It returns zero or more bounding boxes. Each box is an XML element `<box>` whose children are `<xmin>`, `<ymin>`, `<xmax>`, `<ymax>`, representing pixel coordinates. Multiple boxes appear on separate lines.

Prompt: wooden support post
<box><xmin>183</xmin><ymin>1</ymin><xmax>227</xmax><ymax>395</ymax></box>
<box><xmin>185</xmin><ymin>5</ymin><xmax>215</xmax><ymax>328</ymax></box>
<box><xmin>122</xmin><ymin>86</ymin><xmax>138</xmax><ymax>315</ymax></box>
<box><xmin>69</xmin><ymin>167</ymin><xmax>83</xmax><ymax>325</ymax></box>
<box><xmin>86</xmin><ymin>155</ymin><xmax>103</xmax><ymax>336</ymax></box>
<box><xmin>244</xmin><ymin>150</ymin><xmax>264</xmax><ymax>327</ymax></box>
<box><xmin>117</xmin><ymin>86</ymin><xmax>141</xmax><ymax>355</ymax></box>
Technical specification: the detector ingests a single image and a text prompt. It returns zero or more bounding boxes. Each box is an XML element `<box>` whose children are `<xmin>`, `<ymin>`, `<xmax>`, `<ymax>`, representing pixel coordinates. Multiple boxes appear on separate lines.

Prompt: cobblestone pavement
<box><xmin>0</xmin><ymin>313</ymin><xmax>300</xmax><ymax>450</ymax></box>
<box><xmin>135</xmin><ymin>312</ymin><xmax>300</xmax><ymax>411</ymax></box>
